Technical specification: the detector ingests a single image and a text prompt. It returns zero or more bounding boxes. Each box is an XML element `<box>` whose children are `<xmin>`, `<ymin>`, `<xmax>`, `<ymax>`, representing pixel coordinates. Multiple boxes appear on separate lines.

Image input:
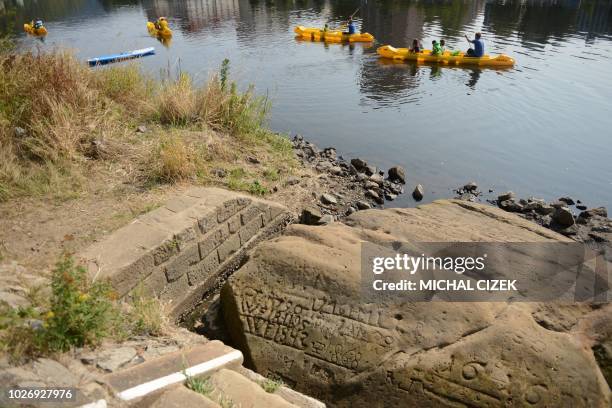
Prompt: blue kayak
<box><xmin>87</xmin><ymin>47</ymin><xmax>155</xmax><ymax>66</ymax></box>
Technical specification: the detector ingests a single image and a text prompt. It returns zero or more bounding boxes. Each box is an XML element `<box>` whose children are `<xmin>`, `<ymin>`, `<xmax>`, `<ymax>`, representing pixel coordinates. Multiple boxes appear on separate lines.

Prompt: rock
<box><xmin>87</xmin><ymin>138</ymin><xmax>108</xmax><ymax>160</ymax></box>
<box><xmin>322</xmin><ymin>147</ymin><xmax>337</xmax><ymax>160</ymax></box>
<box><xmin>364</xmin><ymin>165</ymin><xmax>377</xmax><ymax>176</ymax></box>
<box><xmin>350</xmin><ymin>158</ymin><xmax>369</xmax><ymax>173</ymax></box>
<box><xmin>32</xmin><ymin>359</ymin><xmax>79</xmax><ymax>386</ymax></box>
<box><xmin>285</xmin><ymin>176</ymin><xmax>300</xmax><ymax>186</ymax></box>
<box><xmin>136</xmin><ymin>125</ymin><xmax>147</xmax><ymax>133</ymax></box>
<box><xmin>552</xmin><ymin>207</ymin><xmax>575</xmax><ymax>228</ymax></box>
<box><xmin>221</xmin><ymin>200</ymin><xmax>609</xmax><ymax>407</ymax></box>
<box><xmin>355</xmin><ymin>201</ymin><xmax>371</xmax><ymax>210</ymax></box>
<box><xmin>412</xmin><ymin>184</ymin><xmax>424</xmax><ymax>201</ymax></box>
<box><xmin>346</xmin><ymin>207</ymin><xmax>356</xmax><ymax>216</ymax></box>
<box><xmin>551</xmin><ymin>201</ymin><xmax>568</xmax><ymax>209</ymax></box>
<box><xmin>535</xmin><ymin>204</ymin><xmax>555</xmax><ymax>215</ymax></box>
<box><xmin>302</xmin><ymin>145</ymin><xmax>319</xmax><ymax>158</ymax></box>
<box><xmin>366</xmin><ymin>189</ymin><xmax>379</xmax><ymax>200</ymax></box>
<box><xmin>463</xmin><ymin>181</ymin><xmax>478</xmax><ymax>192</ymax></box>
<box><xmin>96</xmin><ymin>347</ymin><xmax>137</xmax><ymax>372</ymax></box>
<box><xmin>559</xmin><ymin>197</ymin><xmax>575</xmax><ymax>206</ymax></box>
<box><xmin>320</xmin><ymin>194</ymin><xmax>337</xmax><ymax>205</ymax></box>
<box><xmin>458</xmin><ymin>193</ymin><xmax>477</xmax><ymax>202</ymax></box>
<box><xmin>330</xmin><ymin>166</ymin><xmax>343</xmax><ymax>176</ymax></box>
<box><xmin>318</xmin><ymin>215</ymin><xmax>334</xmax><ymax>225</ymax></box>
<box><xmin>580</xmin><ymin>207</ymin><xmax>608</xmax><ymax>219</ymax></box>
<box><xmin>14</xmin><ymin>127</ymin><xmax>27</xmax><ymax>138</ymax></box>
<box><xmin>300</xmin><ymin>206</ymin><xmax>323</xmax><ymax>225</ymax></box>
<box><xmin>211</xmin><ymin>168</ymin><xmax>226</xmax><ymax>178</ymax></box>
<box><xmin>385</xmin><ymin>193</ymin><xmax>397</xmax><ymax>201</ymax></box>
<box><xmin>315</xmin><ymin>161</ymin><xmax>332</xmax><ymax>172</ymax></box>
<box><xmin>497</xmin><ymin>191</ymin><xmax>515</xmax><ymax>202</ymax></box>
<box><xmin>246</xmin><ymin>155</ymin><xmax>260</xmax><ymax>164</ymax></box>
<box><xmin>388</xmin><ymin>166</ymin><xmax>406</xmax><ymax>184</ymax></box>
<box><xmin>0</xmin><ymin>291</ymin><xmax>29</xmax><ymax>308</ymax></box>
<box><xmin>363</xmin><ymin>181</ymin><xmax>379</xmax><ymax>191</ymax></box>
<box><xmin>499</xmin><ymin>200</ymin><xmax>524</xmax><ymax>213</ymax></box>
<box><xmin>576</xmin><ymin>205</ymin><xmax>587</xmax><ymax>211</ymax></box>
<box><xmin>369</xmin><ymin>173</ymin><xmax>384</xmax><ymax>185</ymax></box>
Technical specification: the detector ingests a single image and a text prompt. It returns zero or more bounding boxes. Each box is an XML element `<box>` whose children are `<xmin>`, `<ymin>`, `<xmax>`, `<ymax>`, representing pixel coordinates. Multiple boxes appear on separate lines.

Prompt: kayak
<box><xmin>87</xmin><ymin>47</ymin><xmax>155</xmax><ymax>66</ymax></box>
<box><xmin>294</xmin><ymin>26</ymin><xmax>374</xmax><ymax>43</ymax></box>
<box><xmin>23</xmin><ymin>23</ymin><xmax>47</xmax><ymax>36</ymax></box>
<box><xmin>377</xmin><ymin>45</ymin><xmax>515</xmax><ymax>67</ymax></box>
<box><xmin>147</xmin><ymin>22</ymin><xmax>172</xmax><ymax>38</ymax></box>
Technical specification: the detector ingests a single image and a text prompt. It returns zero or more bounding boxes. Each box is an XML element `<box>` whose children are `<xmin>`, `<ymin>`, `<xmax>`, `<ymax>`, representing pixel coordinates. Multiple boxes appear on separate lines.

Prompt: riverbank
<box><xmin>0</xmin><ymin>46</ymin><xmax>610</xmax><ymax>407</ymax></box>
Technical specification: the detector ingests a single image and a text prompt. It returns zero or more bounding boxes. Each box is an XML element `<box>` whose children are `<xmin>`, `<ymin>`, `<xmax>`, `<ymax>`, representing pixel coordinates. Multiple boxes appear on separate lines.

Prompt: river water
<box><xmin>2</xmin><ymin>0</ymin><xmax>612</xmax><ymax>208</ymax></box>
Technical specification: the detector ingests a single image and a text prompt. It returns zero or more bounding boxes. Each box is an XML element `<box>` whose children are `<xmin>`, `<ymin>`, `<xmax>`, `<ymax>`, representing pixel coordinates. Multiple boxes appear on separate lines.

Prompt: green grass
<box><xmin>260</xmin><ymin>376</ymin><xmax>284</xmax><ymax>393</ymax></box>
<box><xmin>185</xmin><ymin>375</ymin><xmax>214</xmax><ymax>396</ymax></box>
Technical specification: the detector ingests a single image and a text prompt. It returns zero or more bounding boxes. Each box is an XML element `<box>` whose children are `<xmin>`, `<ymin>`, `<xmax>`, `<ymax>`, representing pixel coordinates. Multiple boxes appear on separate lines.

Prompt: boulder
<box><xmin>412</xmin><ymin>184</ymin><xmax>424</xmax><ymax>201</ymax></box>
<box><xmin>221</xmin><ymin>200</ymin><xmax>610</xmax><ymax>407</ymax></box>
<box><xmin>559</xmin><ymin>197</ymin><xmax>575</xmax><ymax>206</ymax></box>
<box><xmin>300</xmin><ymin>207</ymin><xmax>323</xmax><ymax>225</ymax></box>
<box><xmin>320</xmin><ymin>194</ymin><xmax>337</xmax><ymax>206</ymax></box>
<box><xmin>355</xmin><ymin>201</ymin><xmax>371</xmax><ymax>210</ymax></box>
<box><xmin>463</xmin><ymin>181</ymin><xmax>478</xmax><ymax>192</ymax></box>
<box><xmin>553</xmin><ymin>207</ymin><xmax>575</xmax><ymax>228</ymax></box>
<box><xmin>350</xmin><ymin>158</ymin><xmax>369</xmax><ymax>173</ymax></box>
<box><xmin>580</xmin><ymin>207</ymin><xmax>608</xmax><ymax>219</ymax></box>
<box><xmin>388</xmin><ymin>166</ymin><xmax>406</xmax><ymax>184</ymax></box>
<box><xmin>497</xmin><ymin>191</ymin><xmax>515</xmax><ymax>202</ymax></box>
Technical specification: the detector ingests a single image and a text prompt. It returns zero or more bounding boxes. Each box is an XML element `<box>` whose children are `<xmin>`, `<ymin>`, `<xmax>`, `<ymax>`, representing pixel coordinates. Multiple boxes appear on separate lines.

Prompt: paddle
<box><xmin>335</xmin><ymin>7</ymin><xmax>360</xmax><ymax>31</ymax></box>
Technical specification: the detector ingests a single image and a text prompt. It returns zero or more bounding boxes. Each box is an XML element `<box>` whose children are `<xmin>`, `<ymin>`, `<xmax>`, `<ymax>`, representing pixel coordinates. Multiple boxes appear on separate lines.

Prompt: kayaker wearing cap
<box><xmin>465</xmin><ymin>32</ymin><xmax>484</xmax><ymax>57</ymax></box>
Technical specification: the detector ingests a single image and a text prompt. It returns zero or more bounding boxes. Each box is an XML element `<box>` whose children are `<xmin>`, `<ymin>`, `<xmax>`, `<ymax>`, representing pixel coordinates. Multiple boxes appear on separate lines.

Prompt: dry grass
<box><xmin>0</xmin><ymin>45</ymin><xmax>296</xmax><ymax>202</ymax></box>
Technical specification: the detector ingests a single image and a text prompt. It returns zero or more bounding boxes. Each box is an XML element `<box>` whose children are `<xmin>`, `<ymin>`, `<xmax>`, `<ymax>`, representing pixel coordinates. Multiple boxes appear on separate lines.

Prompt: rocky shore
<box><xmin>454</xmin><ymin>183</ymin><xmax>610</xmax><ymax>245</ymax></box>
<box><xmin>292</xmin><ymin>134</ymin><xmax>611</xmax><ymax>246</ymax></box>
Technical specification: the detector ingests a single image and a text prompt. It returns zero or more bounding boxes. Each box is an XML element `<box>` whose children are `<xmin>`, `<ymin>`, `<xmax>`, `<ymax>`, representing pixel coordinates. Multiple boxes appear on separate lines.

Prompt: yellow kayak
<box><xmin>24</xmin><ymin>23</ymin><xmax>47</xmax><ymax>36</ymax></box>
<box><xmin>294</xmin><ymin>26</ymin><xmax>374</xmax><ymax>43</ymax></box>
<box><xmin>147</xmin><ymin>21</ymin><xmax>172</xmax><ymax>38</ymax></box>
<box><xmin>377</xmin><ymin>45</ymin><xmax>515</xmax><ymax>67</ymax></box>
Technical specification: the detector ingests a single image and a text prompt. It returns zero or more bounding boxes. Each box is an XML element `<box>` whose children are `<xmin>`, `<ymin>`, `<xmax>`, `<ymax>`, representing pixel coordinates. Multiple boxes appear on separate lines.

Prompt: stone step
<box><xmin>234</xmin><ymin>366</ymin><xmax>326</xmax><ymax>408</ymax></box>
<box><xmin>208</xmin><ymin>368</ymin><xmax>299</xmax><ymax>408</ymax></box>
<box><xmin>149</xmin><ymin>385</ymin><xmax>220</xmax><ymax>408</ymax></box>
<box><xmin>102</xmin><ymin>340</ymin><xmax>242</xmax><ymax>405</ymax></box>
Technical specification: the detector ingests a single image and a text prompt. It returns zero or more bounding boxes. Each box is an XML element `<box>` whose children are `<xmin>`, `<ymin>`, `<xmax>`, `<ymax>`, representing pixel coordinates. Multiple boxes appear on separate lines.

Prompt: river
<box><xmin>2</xmin><ymin>0</ymin><xmax>612</xmax><ymax>209</ymax></box>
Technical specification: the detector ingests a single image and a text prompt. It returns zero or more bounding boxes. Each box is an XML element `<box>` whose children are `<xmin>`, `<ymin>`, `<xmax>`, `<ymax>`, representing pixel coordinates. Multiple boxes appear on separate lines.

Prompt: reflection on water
<box><xmin>2</xmin><ymin>0</ymin><xmax>612</xmax><ymax>208</ymax></box>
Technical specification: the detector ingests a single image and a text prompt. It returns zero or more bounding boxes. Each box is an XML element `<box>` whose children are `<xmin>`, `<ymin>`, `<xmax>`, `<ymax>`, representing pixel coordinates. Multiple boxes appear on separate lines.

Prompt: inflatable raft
<box><xmin>87</xmin><ymin>47</ymin><xmax>155</xmax><ymax>66</ymax></box>
<box><xmin>294</xmin><ymin>26</ymin><xmax>374</xmax><ymax>43</ymax></box>
<box><xmin>377</xmin><ymin>45</ymin><xmax>515</xmax><ymax>67</ymax></box>
<box><xmin>23</xmin><ymin>23</ymin><xmax>47</xmax><ymax>36</ymax></box>
<box><xmin>147</xmin><ymin>21</ymin><xmax>172</xmax><ymax>38</ymax></box>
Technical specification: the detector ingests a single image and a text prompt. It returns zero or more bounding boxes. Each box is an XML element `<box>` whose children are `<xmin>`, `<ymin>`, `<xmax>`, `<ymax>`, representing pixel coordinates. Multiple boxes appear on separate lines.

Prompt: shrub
<box><xmin>0</xmin><ymin>256</ymin><xmax>122</xmax><ymax>362</ymax></box>
<box><xmin>150</xmin><ymin>133</ymin><xmax>196</xmax><ymax>182</ymax></box>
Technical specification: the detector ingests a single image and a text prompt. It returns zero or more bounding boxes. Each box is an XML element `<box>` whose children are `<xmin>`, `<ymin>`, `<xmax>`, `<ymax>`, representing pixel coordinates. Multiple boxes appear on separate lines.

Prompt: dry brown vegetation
<box><xmin>0</xmin><ymin>49</ymin><xmax>296</xmax><ymax>202</ymax></box>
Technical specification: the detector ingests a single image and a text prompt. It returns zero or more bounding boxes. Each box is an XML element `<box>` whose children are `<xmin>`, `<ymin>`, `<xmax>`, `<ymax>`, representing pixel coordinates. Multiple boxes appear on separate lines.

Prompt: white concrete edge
<box><xmin>78</xmin><ymin>399</ymin><xmax>107</xmax><ymax>408</ymax></box>
<box><xmin>116</xmin><ymin>349</ymin><xmax>244</xmax><ymax>401</ymax></box>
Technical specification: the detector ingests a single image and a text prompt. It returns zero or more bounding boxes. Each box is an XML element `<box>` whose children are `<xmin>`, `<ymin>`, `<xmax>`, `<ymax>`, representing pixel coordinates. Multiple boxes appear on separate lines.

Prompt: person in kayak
<box><xmin>345</xmin><ymin>18</ymin><xmax>356</xmax><ymax>35</ymax></box>
<box><xmin>154</xmin><ymin>17</ymin><xmax>167</xmax><ymax>31</ymax></box>
<box><xmin>465</xmin><ymin>32</ymin><xmax>484</xmax><ymax>57</ymax></box>
<box><xmin>32</xmin><ymin>18</ymin><xmax>44</xmax><ymax>30</ymax></box>
<box><xmin>409</xmin><ymin>39</ymin><xmax>421</xmax><ymax>53</ymax></box>
<box><xmin>440</xmin><ymin>39</ymin><xmax>446</xmax><ymax>53</ymax></box>
<box><xmin>431</xmin><ymin>40</ymin><xmax>442</xmax><ymax>56</ymax></box>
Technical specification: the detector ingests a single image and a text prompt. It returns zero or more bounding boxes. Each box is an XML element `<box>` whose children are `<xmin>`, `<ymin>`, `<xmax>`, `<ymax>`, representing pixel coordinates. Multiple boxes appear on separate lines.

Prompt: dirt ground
<box><xmin>0</xmin><ymin>155</ymin><xmax>320</xmax><ymax>277</ymax></box>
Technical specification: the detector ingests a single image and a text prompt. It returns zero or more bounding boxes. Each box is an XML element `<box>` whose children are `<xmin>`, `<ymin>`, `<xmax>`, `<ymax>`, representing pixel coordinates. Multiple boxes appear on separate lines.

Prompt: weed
<box><xmin>183</xmin><ymin>368</ymin><xmax>214</xmax><ymax>396</ymax></box>
<box><xmin>129</xmin><ymin>284</ymin><xmax>165</xmax><ymax>336</ymax></box>
<box><xmin>0</xmin><ymin>256</ymin><xmax>123</xmax><ymax>362</ymax></box>
<box><xmin>260</xmin><ymin>376</ymin><xmax>284</xmax><ymax>393</ymax></box>
<box><xmin>150</xmin><ymin>133</ymin><xmax>196</xmax><ymax>183</ymax></box>
<box><xmin>263</xmin><ymin>168</ymin><xmax>279</xmax><ymax>181</ymax></box>
<box><xmin>248</xmin><ymin>180</ymin><xmax>267</xmax><ymax>196</ymax></box>
<box><xmin>220</xmin><ymin>58</ymin><xmax>230</xmax><ymax>91</ymax></box>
